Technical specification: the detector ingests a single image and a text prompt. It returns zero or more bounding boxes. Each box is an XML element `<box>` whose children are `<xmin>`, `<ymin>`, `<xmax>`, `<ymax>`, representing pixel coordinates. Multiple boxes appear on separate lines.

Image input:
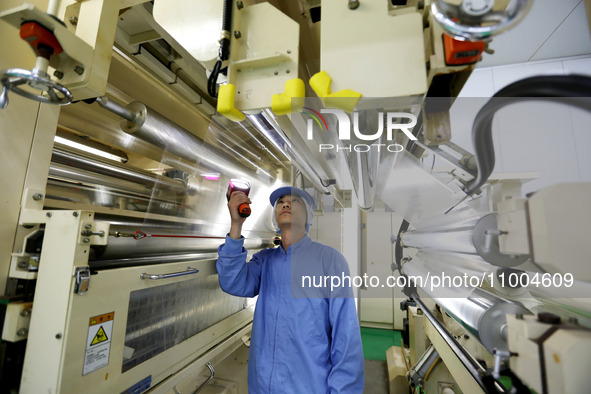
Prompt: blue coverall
<box><xmin>217</xmin><ymin>234</ymin><xmax>365</xmax><ymax>393</ymax></box>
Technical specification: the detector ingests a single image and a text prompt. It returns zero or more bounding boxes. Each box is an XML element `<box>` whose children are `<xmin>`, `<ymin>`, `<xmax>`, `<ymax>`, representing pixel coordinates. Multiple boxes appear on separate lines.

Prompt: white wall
<box><xmin>450</xmin><ymin>56</ymin><xmax>591</xmax><ymax>195</ymax></box>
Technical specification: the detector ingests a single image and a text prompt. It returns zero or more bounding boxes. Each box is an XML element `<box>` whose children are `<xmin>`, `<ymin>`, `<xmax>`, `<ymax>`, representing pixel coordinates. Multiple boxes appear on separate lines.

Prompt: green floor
<box><xmin>360</xmin><ymin>327</ymin><xmax>402</xmax><ymax>361</ymax></box>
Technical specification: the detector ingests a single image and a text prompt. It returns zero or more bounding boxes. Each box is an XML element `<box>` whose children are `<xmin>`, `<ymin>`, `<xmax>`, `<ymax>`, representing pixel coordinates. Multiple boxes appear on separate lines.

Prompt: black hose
<box><xmin>464</xmin><ymin>75</ymin><xmax>591</xmax><ymax>196</ymax></box>
<box><xmin>220</xmin><ymin>0</ymin><xmax>233</xmax><ymax>60</ymax></box>
<box><xmin>207</xmin><ymin>60</ymin><xmax>222</xmax><ymax>98</ymax></box>
<box><xmin>207</xmin><ymin>0</ymin><xmax>234</xmax><ymax>98</ymax></box>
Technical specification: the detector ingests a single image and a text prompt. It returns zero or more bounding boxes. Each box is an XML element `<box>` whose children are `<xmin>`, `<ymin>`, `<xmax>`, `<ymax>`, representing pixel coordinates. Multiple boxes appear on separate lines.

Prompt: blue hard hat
<box><xmin>269</xmin><ymin>187</ymin><xmax>315</xmax><ymax>208</ymax></box>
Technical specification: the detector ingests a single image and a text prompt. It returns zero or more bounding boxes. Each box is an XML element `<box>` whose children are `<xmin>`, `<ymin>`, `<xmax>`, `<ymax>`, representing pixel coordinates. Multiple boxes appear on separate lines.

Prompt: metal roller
<box><xmin>49</xmin><ymin>162</ymin><xmax>156</xmax><ymax>198</ymax></box>
<box><xmin>442</xmin><ymin>288</ymin><xmax>530</xmax><ymax>354</ymax></box>
<box><xmin>92</xmin><ymin>224</ymin><xmax>273</xmax><ymax>261</ymax></box>
<box><xmin>118</xmin><ymin>101</ymin><xmax>272</xmax><ymax>184</ymax></box>
<box><xmin>52</xmin><ymin>146</ymin><xmax>187</xmax><ymax>193</ymax></box>
<box><xmin>401</xmin><ymin>213</ymin><xmax>529</xmax><ymax>267</ymax></box>
<box><xmin>404</xmin><ymin>258</ymin><xmax>531</xmax><ymax>353</ymax></box>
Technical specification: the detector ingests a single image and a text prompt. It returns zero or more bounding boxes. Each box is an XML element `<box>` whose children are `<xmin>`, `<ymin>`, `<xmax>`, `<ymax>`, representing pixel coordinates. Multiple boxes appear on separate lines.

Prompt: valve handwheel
<box><xmin>0</xmin><ymin>21</ymin><xmax>72</xmax><ymax>109</ymax></box>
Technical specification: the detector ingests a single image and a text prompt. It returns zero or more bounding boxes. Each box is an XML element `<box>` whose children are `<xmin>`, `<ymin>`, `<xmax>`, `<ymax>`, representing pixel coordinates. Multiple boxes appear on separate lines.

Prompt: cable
<box><xmin>464</xmin><ymin>75</ymin><xmax>591</xmax><ymax>196</ymax></box>
<box><xmin>207</xmin><ymin>60</ymin><xmax>222</xmax><ymax>98</ymax></box>
<box><xmin>207</xmin><ymin>0</ymin><xmax>233</xmax><ymax>98</ymax></box>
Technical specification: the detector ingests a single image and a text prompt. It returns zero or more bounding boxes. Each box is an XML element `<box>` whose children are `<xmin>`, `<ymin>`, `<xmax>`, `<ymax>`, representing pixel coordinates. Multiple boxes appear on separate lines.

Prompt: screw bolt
<box><xmin>348</xmin><ymin>0</ymin><xmax>360</xmax><ymax>10</ymax></box>
<box><xmin>85</xmin><ymin>223</ymin><xmax>92</xmax><ymax>229</ymax></box>
<box><xmin>69</xmin><ymin>16</ymin><xmax>78</xmax><ymax>25</ymax></box>
<box><xmin>74</xmin><ymin>66</ymin><xmax>84</xmax><ymax>75</ymax></box>
<box><xmin>274</xmin><ymin>71</ymin><xmax>278</xmax><ymax>76</ymax></box>
<box><xmin>234</xmin><ymin>31</ymin><xmax>241</xmax><ymax>39</ymax></box>
<box><xmin>236</xmin><ymin>1</ymin><xmax>244</xmax><ymax>9</ymax></box>
<box><xmin>56</xmin><ymin>333</ymin><xmax>62</xmax><ymax>339</ymax></box>
<box><xmin>17</xmin><ymin>261</ymin><xmax>28</xmax><ymax>269</ymax></box>
<box><xmin>83</xmin><ymin>238</ymin><xmax>90</xmax><ymax>243</ymax></box>
<box><xmin>46</xmin><ymin>212</ymin><xmax>52</xmax><ymax>217</ymax></box>
<box><xmin>20</xmin><ymin>309</ymin><xmax>31</xmax><ymax>317</ymax></box>
<box><xmin>53</xmin><ymin>70</ymin><xmax>64</xmax><ymax>79</ymax></box>
<box><xmin>17</xmin><ymin>328</ymin><xmax>28</xmax><ymax>337</ymax></box>
<box><xmin>73</xmin><ymin>212</ymin><xmax>78</xmax><ymax>217</ymax></box>
<box><xmin>286</xmin><ymin>70</ymin><xmax>290</xmax><ymax>74</ymax></box>
<box><xmin>32</xmin><ymin>193</ymin><xmax>43</xmax><ymax>201</ymax></box>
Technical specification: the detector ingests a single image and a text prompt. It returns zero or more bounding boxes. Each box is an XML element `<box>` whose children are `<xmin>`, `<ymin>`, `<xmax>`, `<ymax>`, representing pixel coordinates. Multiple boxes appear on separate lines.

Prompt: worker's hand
<box><xmin>228</xmin><ymin>191</ymin><xmax>251</xmax><ymax>224</ymax></box>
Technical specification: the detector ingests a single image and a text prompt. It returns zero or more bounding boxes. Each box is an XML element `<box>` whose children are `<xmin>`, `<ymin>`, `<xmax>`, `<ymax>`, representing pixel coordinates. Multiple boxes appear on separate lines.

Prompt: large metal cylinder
<box><xmin>49</xmin><ymin>162</ymin><xmax>156</xmax><ymax>198</ymax></box>
<box><xmin>92</xmin><ymin>223</ymin><xmax>273</xmax><ymax>261</ymax></box>
<box><xmin>120</xmin><ymin>102</ymin><xmax>271</xmax><ymax>184</ymax></box>
<box><xmin>405</xmin><ymin>258</ymin><xmax>530</xmax><ymax>353</ymax></box>
<box><xmin>401</xmin><ymin>213</ymin><xmax>529</xmax><ymax>267</ymax></box>
<box><xmin>52</xmin><ymin>146</ymin><xmax>187</xmax><ymax>193</ymax></box>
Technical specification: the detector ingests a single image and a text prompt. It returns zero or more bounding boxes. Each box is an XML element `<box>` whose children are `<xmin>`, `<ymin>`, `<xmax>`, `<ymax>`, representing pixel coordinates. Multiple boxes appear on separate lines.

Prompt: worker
<box><xmin>217</xmin><ymin>186</ymin><xmax>365</xmax><ymax>393</ymax></box>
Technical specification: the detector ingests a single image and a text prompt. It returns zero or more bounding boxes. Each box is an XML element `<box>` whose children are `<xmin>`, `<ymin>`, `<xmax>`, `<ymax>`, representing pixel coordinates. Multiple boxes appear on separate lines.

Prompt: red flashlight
<box><xmin>226</xmin><ymin>179</ymin><xmax>251</xmax><ymax>218</ymax></box>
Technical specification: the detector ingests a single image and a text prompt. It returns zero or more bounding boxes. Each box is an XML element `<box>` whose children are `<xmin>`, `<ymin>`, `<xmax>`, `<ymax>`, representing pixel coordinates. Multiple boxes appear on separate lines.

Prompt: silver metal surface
<box><xmin>96</xmin><ymin>224</ymin><xmax>273</xmax><ymax>260</ymax></box>
<box><xmin>248</xmin><ymin>110</ymin><xmax>331</xmax><ymax>194</ymax></box>
<box><xmin>472</xmin><ymin>213</ymin><xmax>529</xmax><ymax>267</ymax></box>
<box><xmin>193</xmin><ymin>362</ymin><xmax>215</xmax><ymax>394</ymax></box>
<box><xmin>402</xmin><ymin>213</ymin><xmax>529</xmax><ymax>266</ymax></box>
<box><xmin>96</xmin><ymin>96</ymin><xmax>136</xmax><ymax>122</ymax></box>
<box><xmin>52</xmin><ymin>146</ymin><xmax>187</xmax><ymax>193</ymax></box>
<box><xmin>140</xmin><ymin>267</ymin><xmax>199</xmax><ymax>280</ymax></box>
<box><xmin>89</xmin><ymin>252</ymin><xmax>219</xmax><ymax>270</ymax></box>
<box><xmin>442</xmin><ymin>288</ymin><xmax>529</xmax><ymax>353</ymax></box>
<box><xmin>123</xmin><ymin>274</ymin><xmax>245</xmax><ymax>372</ymax></box>
<box><xmin>430</xmin><ymin>0</ymin><xmax>533</xmax><ymax>41</ymax></box>
<box><xmin>404</xmin><ymin>257</ymin><xmax>530</xmax><ymax>353</ymax></box>
<box><xmin>411</xmin><ymin>296</ymin><xmax>490</xmax><ymax>392</ymax></box>
<box><xmin>49</xmin><ymin>162</ymin><xmax>156</xmax><ymax>198</ymax></box>
<box><xmin>0</xmin><ymin>68</ymin><xmax>73</xmax><ymax>108</ymax></box>
<box><xmin>120</xmin><ymin>101</ymin><xmax>271</xmax><ymax>184</ymax></box>
<box><xmin>74</xmin><ymin>267</ymin><xmax>91</xmax><ymax>295</ymax></box>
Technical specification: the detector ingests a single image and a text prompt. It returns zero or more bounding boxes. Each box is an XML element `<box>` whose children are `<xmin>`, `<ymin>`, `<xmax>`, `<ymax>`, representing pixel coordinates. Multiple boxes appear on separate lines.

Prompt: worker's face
<box><xmin>275</xmin><ymin>194</ymin><xmax>307</xmax><ymax>232</ymax></box>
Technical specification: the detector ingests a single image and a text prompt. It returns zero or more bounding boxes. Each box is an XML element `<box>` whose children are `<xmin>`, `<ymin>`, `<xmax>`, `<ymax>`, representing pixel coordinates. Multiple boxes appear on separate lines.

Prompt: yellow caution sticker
<box><xmin>83</xmin><ymin>312</ymin><xmax>114</xmax><ymax>376</ymax></box>
<box><xmin>90</xmin><ymin>326</ymin><xmax>109</xmax><ymax>346</ymax></box>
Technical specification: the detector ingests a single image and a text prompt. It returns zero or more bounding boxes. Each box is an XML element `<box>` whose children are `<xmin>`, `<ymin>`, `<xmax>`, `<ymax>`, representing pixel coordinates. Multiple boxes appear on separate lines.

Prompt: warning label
<box><xmin>91</xmin><ymin>326</ymin><xmax>109</xmax><ymax>346</ymax></box>
<box><xmin>83</xmin><ymin>312</ymin><xmax>114</xmax><ymax>376</ymax></box>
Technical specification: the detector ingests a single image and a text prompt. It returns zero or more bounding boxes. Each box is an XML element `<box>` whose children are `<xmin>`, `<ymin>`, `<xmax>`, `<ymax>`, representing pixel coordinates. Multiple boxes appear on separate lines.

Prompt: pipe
<box><xmin>46</xmin><ymin>0</ymin><xmax>61</xmax><ymax>16</ymax></box>
<box><xmin>96</xmin><ymin>96</ymin><xmax>136</xmax><ymax>122</ymax></box>
<box><xmin>345</xmin><ymin>110</ymin><xmax>383</xmax><ymax>210</ymax></box>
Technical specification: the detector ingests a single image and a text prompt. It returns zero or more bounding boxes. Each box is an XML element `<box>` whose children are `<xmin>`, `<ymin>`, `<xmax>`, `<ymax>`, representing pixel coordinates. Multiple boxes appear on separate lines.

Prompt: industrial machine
<box><xmin>0</xmin><ymin>0</ymin><xmax>590</xmax><ymax>393</ymax></box>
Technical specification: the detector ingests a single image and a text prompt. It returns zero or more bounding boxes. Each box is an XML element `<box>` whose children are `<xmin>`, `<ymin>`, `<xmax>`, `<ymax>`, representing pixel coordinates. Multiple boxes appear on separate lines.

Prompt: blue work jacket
<box><xmin>217</xmin><ymin>234</ymin><xmax>364</xmax><ymax>393</ymax></box>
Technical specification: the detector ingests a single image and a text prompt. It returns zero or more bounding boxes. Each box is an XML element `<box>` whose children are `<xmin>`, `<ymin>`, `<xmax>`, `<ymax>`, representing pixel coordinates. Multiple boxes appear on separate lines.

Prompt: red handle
<box><xmin>238</xmin><ymin>203</ymin><xmax>251</xmax><ymax>218</ymax></box>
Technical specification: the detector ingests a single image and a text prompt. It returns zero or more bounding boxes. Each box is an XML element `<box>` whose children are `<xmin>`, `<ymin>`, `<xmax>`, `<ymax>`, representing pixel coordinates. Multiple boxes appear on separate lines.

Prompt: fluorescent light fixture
<box><xmin>54</xmin><ymin>135</ymin><xmax>128</xmax><ymax>163</ymax></box>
